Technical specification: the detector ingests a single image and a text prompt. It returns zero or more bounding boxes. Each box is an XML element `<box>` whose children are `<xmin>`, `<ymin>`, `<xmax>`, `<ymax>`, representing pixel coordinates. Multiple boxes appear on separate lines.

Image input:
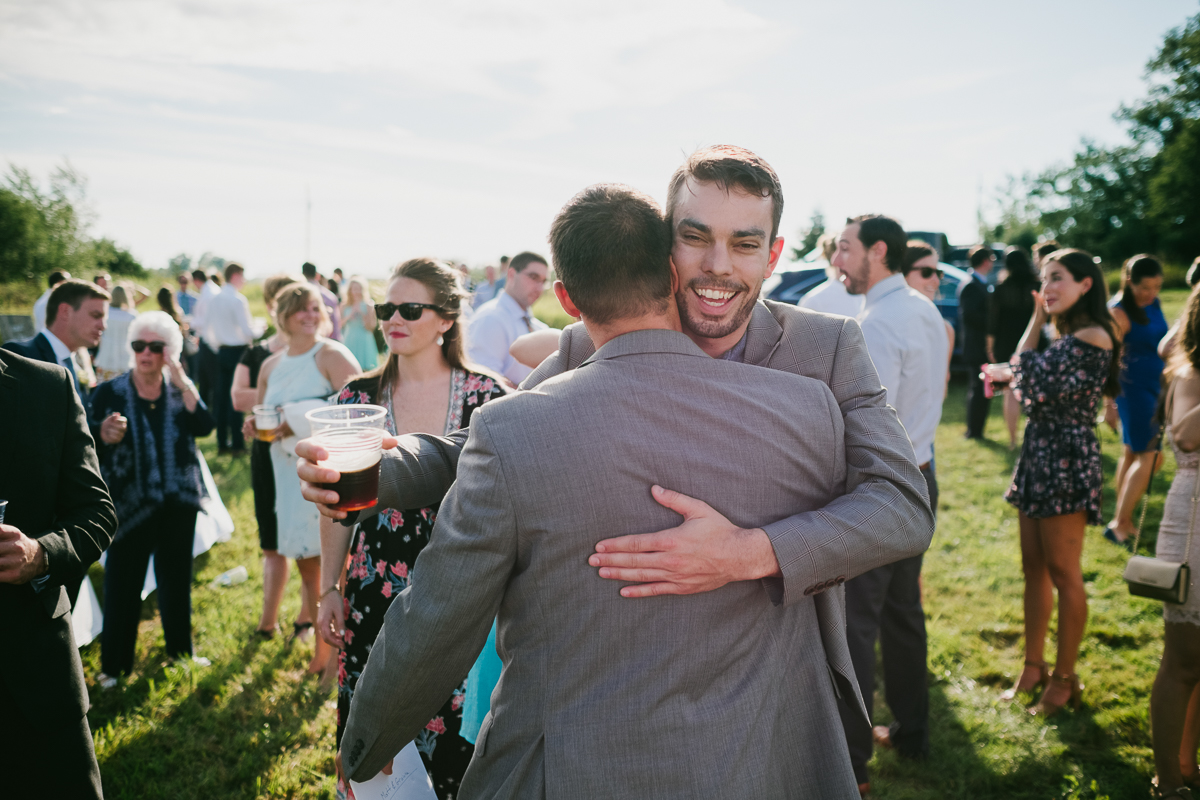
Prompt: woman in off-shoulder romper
<box><xmin>1150</xmin><ymin>285</ymin><xmax>1200</xmax><ymax>800</ymax></box>
<box><xmin>983</xmin><ymin>249</ymin><xmax>1121</xmax><ymax>718</ymax></box>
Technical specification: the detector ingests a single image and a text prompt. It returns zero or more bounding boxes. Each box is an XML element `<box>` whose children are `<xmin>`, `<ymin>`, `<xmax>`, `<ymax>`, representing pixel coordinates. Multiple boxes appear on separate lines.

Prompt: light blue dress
<box><xmin>263</xmin><ymin>341</ymin><xmax>335</xmax><ymax>559</ymax></box>
<box><xmin>341</xmin><ymin>302</ymin><xmax>379</xmax><ymax>372</ymax></box>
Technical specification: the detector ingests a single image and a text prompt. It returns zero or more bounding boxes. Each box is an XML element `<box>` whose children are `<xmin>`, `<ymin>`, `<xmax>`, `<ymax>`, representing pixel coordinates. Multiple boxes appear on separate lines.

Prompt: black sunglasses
<box><xmin>911</xmin><ymin>267</ymin><xmax>944</xmax><ymax>280</ymax></box>
<box><xmin>130</xmin><ymin>340</ymin><xmax>166</xmax><ymax>354</ymax></box>
<box><xmin>374</xmin><ymin>302</ymin><xmax>445</xmax><ymax>321</ymax></box>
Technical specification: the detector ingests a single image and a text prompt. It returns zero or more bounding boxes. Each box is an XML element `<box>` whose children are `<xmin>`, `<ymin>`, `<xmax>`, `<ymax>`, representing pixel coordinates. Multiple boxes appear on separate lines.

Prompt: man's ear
<box><xmin>668</xmin><ymin>256</ymin><xmax>680</xmax><ymax>295</ymax></box>
<box><xmin>553</xmin><ymin>281</ymin><xmax>581</xmax><ymax>319</ymax></box>
<box><xmin>765</xmin><ymin>237</ymin><xmax>784</xmax><ymax>279</ymax></box>
<box><xmin>870</xmin><ymin>240</ymin><xmax>889</xmax><ymax>269</ymax></box>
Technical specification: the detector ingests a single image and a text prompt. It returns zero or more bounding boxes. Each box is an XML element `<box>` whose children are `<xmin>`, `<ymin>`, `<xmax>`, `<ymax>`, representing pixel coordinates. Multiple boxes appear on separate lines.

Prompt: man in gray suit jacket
<box><xmin>303</xmin><ymin>146</ymin><xmax>935</xmax><ymax>732</ymax></box>
<box><xmin>340</xmin><ymin>184</ymin><xmax>928</xmax><ymax>797</ymax></box>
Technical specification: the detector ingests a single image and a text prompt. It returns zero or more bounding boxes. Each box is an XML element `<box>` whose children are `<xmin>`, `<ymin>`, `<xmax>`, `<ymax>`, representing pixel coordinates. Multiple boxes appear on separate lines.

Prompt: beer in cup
<box><xmin>305</xmin><ymin>404</ymin><xmax>387</xmax><ymax>512</ymax></box>
<box><xmin>253</xmin><ymin>405</ymin><xmax>283</xmax><ymax>442</ymax></box>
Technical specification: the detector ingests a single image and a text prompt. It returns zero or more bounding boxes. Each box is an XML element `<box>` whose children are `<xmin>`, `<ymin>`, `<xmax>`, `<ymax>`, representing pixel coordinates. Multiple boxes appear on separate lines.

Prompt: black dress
<box><xmin>1005</xmin><ymin>335</ymin><xmax>1111</xmax><ymax>524</ymax></box>
<box><xmin>239</xmin><ymin>342</ymin><xmax>277</xmax><ymax>551</ymax></box>
<box><xmin>989</xmin><ymin>278</ymin><xmax>1038</xmax><ymax>363</ymax></box>
<box><xmin>334</xmin><ymin>370</ymin><xmax>506</xmax><ymax>799</ymax></box>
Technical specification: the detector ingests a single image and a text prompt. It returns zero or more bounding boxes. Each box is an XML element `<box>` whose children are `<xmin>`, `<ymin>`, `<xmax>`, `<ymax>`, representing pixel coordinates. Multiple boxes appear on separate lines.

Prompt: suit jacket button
<box><xmin>803</xmin><ymin>585</ymin><xmax>815</xmax><ymax>596</ymax></box>
<box><xmin>835</xmin><ymin>576</ymin><xmax>846</xmax><ymax>585</ymax></box>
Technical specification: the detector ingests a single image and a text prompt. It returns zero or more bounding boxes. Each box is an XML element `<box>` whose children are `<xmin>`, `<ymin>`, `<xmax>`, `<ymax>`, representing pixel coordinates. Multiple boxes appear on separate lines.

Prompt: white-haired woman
<box><xmin>89</xmin><ymin>310</ymin><xmax>215</xmax><ymax>686</ymax></box>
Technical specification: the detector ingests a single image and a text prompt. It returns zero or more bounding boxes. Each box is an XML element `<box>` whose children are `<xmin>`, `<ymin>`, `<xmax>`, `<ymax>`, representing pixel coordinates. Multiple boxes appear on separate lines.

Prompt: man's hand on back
<box><xmin>588</xmin><ymin>485</ymin><xmax>782</xmax><ymax>598</ymax></box>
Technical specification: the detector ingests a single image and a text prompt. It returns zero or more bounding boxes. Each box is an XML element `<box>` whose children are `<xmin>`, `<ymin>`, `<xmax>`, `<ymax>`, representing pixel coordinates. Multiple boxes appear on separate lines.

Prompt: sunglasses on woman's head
<box><xmin>130</xmin><ymin>340</ymin><xmax>166</xmax><ymax>354</ymax></box>
<box><xmin>374</xmin><ymin>302</ymin><xmax>445</xmax><ymax>321</ymax></box>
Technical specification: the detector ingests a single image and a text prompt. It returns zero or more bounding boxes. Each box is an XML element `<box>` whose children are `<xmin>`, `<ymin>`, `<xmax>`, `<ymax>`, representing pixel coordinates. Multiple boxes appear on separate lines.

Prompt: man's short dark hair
<box><xmin>46</xmin><ymin>279</ymin><xmax>110</xmax><ymax>327</ymax></box>
<box><xmin>968</xmin><ymin>245</ymin><xmax>996</xmax><ymax>268</ymax></box>
<box><xmin>191</xmin><ymin>269</ymin><xmax>207</xmax><ymax>282</ymax></box>
<box><xmin>47</xmin><ymin>271</ymin><xmax>69</xmax><ymax>289</ymax></box>
<box><xmin>666</xmin><ymin>145</ymin><xmax>784</xmax><ymax>241</ymax></box>
<box><xmin>301</xmin><ymin>262</ymin><xmax>318</xmax><ymax>279</ymax></box>
<box><xmin>499</xmin><ymin>256</ymin><xmax>510</xmax><ymax>265</ymax></box>
<box><xmin>848</xmin><ymin>214</ymin><xmax>907</xmax><ymax>273</ymax></box>
<box><xmin>548</xmin><ymin>184</ymin><xmax>672</xmax><ymax>325</ymax></box>
<box><xmin>508</xmin><ymin>252</ymin><xmax>548</xmax><ymax>274</ymax></box>
<box><xmin>93</xmin><ymin>273</ymin><xmax>110</xmax><ymax>284</ymax></box>
<box><xmin>1033</xmin><ymin>240</ymin><xmax>1060</xmax><ymax>261</ymax></box>
<box><xmin>224</xmin><ymin>262</ymin><xmax>245</xmax><ymax>282</ymax></box>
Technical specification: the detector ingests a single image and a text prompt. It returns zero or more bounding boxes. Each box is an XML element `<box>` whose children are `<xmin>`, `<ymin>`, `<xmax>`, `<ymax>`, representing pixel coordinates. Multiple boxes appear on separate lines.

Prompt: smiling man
<box><xmin>467</xmin><ymin>251</ymin><xmax>551</xmax><ymax>385</ymax></box>
<box><xmin>297</xmin><ymin>147</ymin><xmax>934</xmax><ymax>762</ymax></box>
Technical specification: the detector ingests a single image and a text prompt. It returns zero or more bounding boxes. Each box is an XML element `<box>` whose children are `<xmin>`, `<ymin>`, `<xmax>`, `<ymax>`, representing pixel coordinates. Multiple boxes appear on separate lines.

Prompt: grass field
<box><xmin>21</xmin><ymin>287</ymin><xmax>1195</xmax><ymax>798</ymax></box>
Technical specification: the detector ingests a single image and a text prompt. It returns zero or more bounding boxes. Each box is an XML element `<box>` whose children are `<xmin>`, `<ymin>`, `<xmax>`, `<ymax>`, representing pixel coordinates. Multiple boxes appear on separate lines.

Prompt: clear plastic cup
<box><xmin>0</xmin><ymin>499</ymin><xmax>7</xmax><ymax>524</ymax></box>
<box><xmin>252</xmin><ymin>404</ymin><xmax>283</xmax><ymax>442</ymax></box>
<box><xmin>305</xmin><ymin>405</ymin><xmax>388</xmax><ymax>512</ymax></box>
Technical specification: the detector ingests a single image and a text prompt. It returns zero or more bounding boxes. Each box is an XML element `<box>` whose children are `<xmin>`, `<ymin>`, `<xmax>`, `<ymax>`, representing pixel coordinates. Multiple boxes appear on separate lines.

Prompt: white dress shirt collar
<box><xmin>41</xmin><ymin>328</ymin><xmax>75</xmax><ymax>364</ymax></box>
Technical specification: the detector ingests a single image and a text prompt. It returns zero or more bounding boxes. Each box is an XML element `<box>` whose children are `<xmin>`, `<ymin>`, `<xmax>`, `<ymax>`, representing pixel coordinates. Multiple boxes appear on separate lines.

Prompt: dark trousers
<box><xmin>196</xmin><ymin>340</ymin><xmax>218</xmax><ymax>412</ymax></box>
<box><xmin>216</xmin><ymin>345</ymin><xmax>247</xmax><ymax>451</ymax></box>
<box><xmin>840</xmin><ymin>465</ymin><xmax>938</xmax><ymax>783</ymax></box>
<box><xmin>0</xmin><ymin>678</ymin><xmax>103</xmax><ymax>799</ymax></box>
<box><xmin>101</xmin><ymin>501</ymin><xmax>199</xmax><ymax>676</ymax></box>
<box><xmin>965</xmin><ymin>364</ymin><xmax>991</xmax><ymax>438</ymax></box>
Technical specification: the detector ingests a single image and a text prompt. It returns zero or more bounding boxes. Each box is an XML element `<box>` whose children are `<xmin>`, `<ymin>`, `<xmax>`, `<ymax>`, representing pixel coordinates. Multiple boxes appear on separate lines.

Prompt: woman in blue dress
<box><xmin>1104</xmin><ymin>255</ymin><xmax>1167</xmax><ymax>548</ymax></box>
<box><xmin>339</xmin><ymin>276</ymin><xmax>379</xmax><ymax>372</ymax></box>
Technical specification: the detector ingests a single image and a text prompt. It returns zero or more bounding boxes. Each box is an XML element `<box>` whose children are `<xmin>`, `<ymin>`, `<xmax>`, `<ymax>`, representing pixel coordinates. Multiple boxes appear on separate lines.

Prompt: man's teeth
<box><xmin>696</xmin><ymin>288</ymin><xmax>736</xmax><ymax>301</ymax></box>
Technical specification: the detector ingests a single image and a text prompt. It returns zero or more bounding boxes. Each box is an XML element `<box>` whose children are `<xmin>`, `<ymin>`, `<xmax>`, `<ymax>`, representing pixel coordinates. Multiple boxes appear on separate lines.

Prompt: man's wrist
<box><xmin>34</xmin><ymin>541</ymin><xmax>49</xmax><ymax>578</ymax></box>
<box><xmin>740</xmin><ymin>527</ymin><xmax>782</xmax><ymax>580</ymax></box>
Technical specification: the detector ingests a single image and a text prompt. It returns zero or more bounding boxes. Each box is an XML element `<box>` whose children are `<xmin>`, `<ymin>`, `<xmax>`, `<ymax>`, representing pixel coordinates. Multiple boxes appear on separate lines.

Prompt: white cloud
<box><xmin>0</xmin><ymin>0</ymin><xmax>789</xmax><ymax>133</ymax></box>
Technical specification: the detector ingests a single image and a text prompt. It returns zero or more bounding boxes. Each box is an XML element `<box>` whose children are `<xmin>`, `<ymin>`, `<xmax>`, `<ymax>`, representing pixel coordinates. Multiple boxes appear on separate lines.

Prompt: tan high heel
<box><xmin>1030</xmin><ymin>670</ymin><xmax>1083</xmax><ymax>717</ymax></box>
<box><xmin>1000</xmin><ymin>660</ymin><xmax>1049</xmax><ymax>703</ymax></box>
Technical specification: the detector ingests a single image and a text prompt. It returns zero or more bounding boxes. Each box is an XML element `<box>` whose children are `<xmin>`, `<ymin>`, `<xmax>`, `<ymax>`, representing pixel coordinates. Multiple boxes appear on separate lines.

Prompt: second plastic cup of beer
<box><xmin>253</xmin><ymin>405</ymin><xmax>283</xmax><ymax>442</ymax></box>
<box><xmin>305</xmin><ymin>404</ymin><xmax>388</xmax><ymax>512</ymax></box>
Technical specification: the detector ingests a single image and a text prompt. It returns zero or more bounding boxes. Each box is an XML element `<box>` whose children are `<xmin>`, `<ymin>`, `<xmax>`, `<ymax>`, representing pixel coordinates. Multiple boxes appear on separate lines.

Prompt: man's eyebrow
<box><xmin>677</xmin><ymin>217</ymin><xmax>711</xmax><ymax>234</ymax></box>
<box><xmin>732</xmin><ymin>227</ymin><xmax>767</xmax><ymax>239</ymax></box>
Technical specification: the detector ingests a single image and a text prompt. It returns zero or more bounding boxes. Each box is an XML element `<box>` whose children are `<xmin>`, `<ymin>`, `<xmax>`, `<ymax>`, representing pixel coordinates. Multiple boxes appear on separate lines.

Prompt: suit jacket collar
<box><xmin>581</xmin><ymin>329</ymin><xmax>711</xmax><ymax>366</ymax></box>
<box><xmin>744</xmin><ymin>301</ymin><xmax>784</xmax><ymax>366</ymax></box>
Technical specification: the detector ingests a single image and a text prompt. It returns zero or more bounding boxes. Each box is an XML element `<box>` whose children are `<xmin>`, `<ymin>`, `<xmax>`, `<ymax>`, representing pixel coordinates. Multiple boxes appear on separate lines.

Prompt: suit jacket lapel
<box><xmin>744</xmin><ymin>302</ymin><xmax>784</xmax><ymax>366</ymax></box>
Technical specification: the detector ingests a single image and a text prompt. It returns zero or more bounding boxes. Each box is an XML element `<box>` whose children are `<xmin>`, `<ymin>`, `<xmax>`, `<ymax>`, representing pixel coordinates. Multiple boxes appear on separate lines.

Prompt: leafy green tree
<box><xmin>789</xmin><ymin>209</ymin><xmax>825</xmax><ymax>261</ymax></box>
<box><xmin>90</xmin><ymin>237</ymin><xmax>145</xmax><ymax>278</ymax></box>
<box><xmin>0</xmin><ymin>164</ymin><xmax>93</xmax><ymax>282</ymax></box>
<box><xmin>169</xmin><ymin>253</ymin><xmax>192</xmax><ymax>274</ymax></box>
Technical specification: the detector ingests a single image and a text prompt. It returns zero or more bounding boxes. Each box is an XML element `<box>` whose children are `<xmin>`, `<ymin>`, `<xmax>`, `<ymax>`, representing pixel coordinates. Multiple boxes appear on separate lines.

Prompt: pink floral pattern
<box><xmin>1005</xmin><ymin>335</ymin><xmax>1111</xmax><ymax>524</ymax></box>
<box><xmin>334</xmin><ymin>370</ymin><xmax>505</xmax><ymax>798</ymax></box>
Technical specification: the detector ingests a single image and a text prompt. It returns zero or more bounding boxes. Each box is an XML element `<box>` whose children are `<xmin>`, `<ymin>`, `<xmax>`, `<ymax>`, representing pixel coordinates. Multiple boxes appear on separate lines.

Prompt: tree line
<box><xmin>0</xmin><ymin>163</ymin><xmax>144</xmax><ymax>285</ymax></box>
<box><xmin>987</xmin><ymin>11</ymin><xmax>1200</xmax><ymax>273</ymax></box>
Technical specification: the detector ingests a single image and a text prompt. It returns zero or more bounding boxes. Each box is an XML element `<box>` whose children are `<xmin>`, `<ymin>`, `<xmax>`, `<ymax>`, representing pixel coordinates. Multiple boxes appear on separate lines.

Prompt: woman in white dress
<box><xmin>94</xmin><ymin>284</ymin><xmax>138</xmax><ymax>382</ymax></box>
<box><xmin>256</xmin><ymin>281</ymin><xmax>361</xmax><ymax>679</ymax></box>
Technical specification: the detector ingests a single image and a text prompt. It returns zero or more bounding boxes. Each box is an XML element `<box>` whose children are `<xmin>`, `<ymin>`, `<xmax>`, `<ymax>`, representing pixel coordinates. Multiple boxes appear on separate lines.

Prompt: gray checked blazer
<box><xmin>359</xmin><ymin>301</ymin><xmax>935</xmax><ymax>723</ymax></box>
<box><xmin>343</xmin><ymin>329</ymin><xmax>920</xmax><ymax>798</ymax></box>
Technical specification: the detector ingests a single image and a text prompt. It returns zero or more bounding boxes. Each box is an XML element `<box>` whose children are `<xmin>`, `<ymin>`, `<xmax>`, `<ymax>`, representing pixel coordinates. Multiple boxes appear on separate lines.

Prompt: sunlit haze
<box><xmin>1</xmin><ymin>0</ymin><xmax>1194</xmax><ymax>276</ymax></box>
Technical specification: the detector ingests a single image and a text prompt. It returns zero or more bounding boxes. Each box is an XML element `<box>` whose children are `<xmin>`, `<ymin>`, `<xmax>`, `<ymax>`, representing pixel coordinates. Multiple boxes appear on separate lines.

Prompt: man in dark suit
<box><xmin>3</xmin><ymin>278</ymin><xmax>110</xmax><ymax>402</ymax></box>
<box><xmin>959</xmin><ymin>245</ymin><xmax>995</xmax><ymax>439</ymax></box>
<box><xmin>0</xmin><ymin>348</ymin><xmax>117</xmax><ymax>799</ymax></box>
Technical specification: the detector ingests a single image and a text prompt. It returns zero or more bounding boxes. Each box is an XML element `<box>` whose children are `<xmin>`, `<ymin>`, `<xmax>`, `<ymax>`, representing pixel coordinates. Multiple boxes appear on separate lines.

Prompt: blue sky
<box><xmin>1</xmin><ymin>0</ymin><xmax>1195</xmax><ymax>277</ymax></box>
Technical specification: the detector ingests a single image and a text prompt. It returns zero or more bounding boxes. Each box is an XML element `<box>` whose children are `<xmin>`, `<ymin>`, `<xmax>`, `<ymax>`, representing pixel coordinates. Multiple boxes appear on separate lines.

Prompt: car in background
<box><xmin>763</xmin><ymin>260</ymin><xmax>972</xmax><ymax>368</ymax></box>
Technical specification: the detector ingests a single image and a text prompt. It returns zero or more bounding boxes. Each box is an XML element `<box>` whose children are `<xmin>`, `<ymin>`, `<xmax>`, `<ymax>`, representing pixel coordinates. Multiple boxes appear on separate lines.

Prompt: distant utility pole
<box><xmin>305</xmin><ymin>183</ymin><xmax>312</xmax><ymax>261</ymax></box>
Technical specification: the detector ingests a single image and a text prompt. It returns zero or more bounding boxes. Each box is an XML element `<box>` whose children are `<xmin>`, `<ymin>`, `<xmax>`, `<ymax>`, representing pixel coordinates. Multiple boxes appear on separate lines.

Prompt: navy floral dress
<box><xmin>1005</xmin><ymin>335</ymin><xmax>1112</xmax><ymax>524</ymax></box>
<box><xmin>335</xmin><ymin>369</ymin><xmax>505</xmax><ymax>799</ymax></box>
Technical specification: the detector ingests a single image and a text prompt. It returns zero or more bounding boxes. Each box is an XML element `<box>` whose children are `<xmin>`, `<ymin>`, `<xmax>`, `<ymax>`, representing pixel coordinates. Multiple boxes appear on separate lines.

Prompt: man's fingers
<box><xmin>596</xmin><ymin>566</ymin><xmax>675</xmax><ymax>583</ymax></box>
<box><xmin>593</xmin><ymin>532</ymin><xmax>670</xmax><ymax>555</ymax></box>
<box><xmin>297</xmin><ymin>460</ymin><xmax>340</xmax><ymax>484</ymax></box>
<box><xmin>382</xmin><ymin>757</ymin><xmax>394</xmax><ymax>776</ymax></box>
<box><xmin>294</xmin><ymin>439</ymin><xmax>329</xmax><ymax>463</ymax></box>
<box><xmin>650</xmin><ymin>484</ymin><xmax>714</xmax><ymax>520</ymax></box>
<box><xmin>381</xmin><ymin>435</ymin><xmax>399</xmax><ymax>450</ymax></box>
<box><xmin>588</xmin><ymin>551</ymin><xmax>672</xmax><ymax>570</ymax></box>
<box><xmin>619</xmin><ymin>582</ymin><xmax>683</xmax><ymax>598</ymax></box>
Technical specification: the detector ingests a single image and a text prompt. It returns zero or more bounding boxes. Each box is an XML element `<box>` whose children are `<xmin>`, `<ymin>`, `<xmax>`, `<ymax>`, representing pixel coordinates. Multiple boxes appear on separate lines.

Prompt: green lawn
<box><xmin>58</xmin><ymin>287</ymin><xmax>1196</xmax><ymax>797</ymax></box>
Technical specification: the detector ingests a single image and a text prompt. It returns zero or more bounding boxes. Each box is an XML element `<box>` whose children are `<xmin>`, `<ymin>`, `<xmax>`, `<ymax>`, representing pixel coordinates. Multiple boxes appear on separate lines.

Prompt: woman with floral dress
<box><xmin>983</xmin><ymin>249</ymin><xmax>1120</xmax><ymax>717</ymax></box>
<box><xmin>317</xmin><ymin>258</ymin><xmax>505</xmax><ymax>799</ymax></box>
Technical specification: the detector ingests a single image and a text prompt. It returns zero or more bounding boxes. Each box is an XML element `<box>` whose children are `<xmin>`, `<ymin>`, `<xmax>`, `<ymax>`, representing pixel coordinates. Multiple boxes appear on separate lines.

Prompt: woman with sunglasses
<box><xmin>988</xmin><ymin>248</ymin><xmax>1043</xmax><ymax>450</ymax></box>
<box><xmin>902</xmin><ymin>242</ymin><xmax>953</xmax><ymax>395</ymax></box>
<box><xmin>256</xmin><ymin>282</ymin><xmax>361</xmax><ymax>683</ymax></box>
<box><xmin>88</xmin><ymin>311</ymin><xmax>215</xmax><ymax>687</ymax></box>
<box><xmin>316</xmin><ymin>258</ymin><xmax>505</xmax><ymax>799</ymax></box>
<box><xmin>983</xmin><ymin>249</ymin><xmax>1120</xmax><ymax>717</ymax></box>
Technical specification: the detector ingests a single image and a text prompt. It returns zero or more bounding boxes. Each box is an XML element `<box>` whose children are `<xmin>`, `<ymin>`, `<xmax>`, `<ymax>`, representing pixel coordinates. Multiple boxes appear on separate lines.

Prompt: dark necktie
<box><xmin>62</xmin><ymin>355</ymin><xmax>83</xmax><ymax>399</ymax></box>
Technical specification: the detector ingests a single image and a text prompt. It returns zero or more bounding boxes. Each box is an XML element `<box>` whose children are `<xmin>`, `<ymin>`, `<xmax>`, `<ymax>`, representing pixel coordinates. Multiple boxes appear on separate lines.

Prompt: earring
<box><xmin>437</xmin><ymin>334</ymin><xmax>444</xmax><ymax>346</ymax></box>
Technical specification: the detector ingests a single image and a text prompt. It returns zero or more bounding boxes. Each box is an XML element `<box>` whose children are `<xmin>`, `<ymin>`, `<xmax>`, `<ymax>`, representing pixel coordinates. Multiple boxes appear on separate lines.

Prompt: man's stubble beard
<box><xmin>675</xmin><ymin>276</ymin><xmax>763</xmax><ymax>341</ymax></box>
<box><xmin>843</xmin><ymin>254</ymin><xmax>871</xmax><ymax>296</ymax></box>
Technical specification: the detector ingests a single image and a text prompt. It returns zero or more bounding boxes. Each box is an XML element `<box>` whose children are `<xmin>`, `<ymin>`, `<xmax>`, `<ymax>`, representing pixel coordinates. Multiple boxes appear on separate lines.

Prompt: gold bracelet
<box><xmin>321</xmin><ymin>584</ymin><xmax>342</xmax><ymax>598</ymax></box>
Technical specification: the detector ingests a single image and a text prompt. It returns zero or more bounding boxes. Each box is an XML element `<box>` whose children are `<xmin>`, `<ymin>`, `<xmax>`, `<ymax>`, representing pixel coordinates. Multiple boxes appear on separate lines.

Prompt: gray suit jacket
<box><xmin>343</xmin><ymin>329</ymin><xmax>889</xmax><ymax>798</ymax></box>
<box><xmin>363</xmin><ymin>301</ymin><xmax>934</xmax><ymax>720</ymax></box>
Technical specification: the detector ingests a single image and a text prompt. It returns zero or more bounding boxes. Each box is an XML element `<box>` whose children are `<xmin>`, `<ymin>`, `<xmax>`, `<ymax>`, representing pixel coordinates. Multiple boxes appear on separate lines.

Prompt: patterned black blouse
<box><xmin>1005</xmin><ymin>335</ymin><xmax>1112</xmax><ymax>524</ymax></box>
<box><xmin>334</xmin><ymin>368</ymin><xmax>505</xmax><ymax>799</ymax></box>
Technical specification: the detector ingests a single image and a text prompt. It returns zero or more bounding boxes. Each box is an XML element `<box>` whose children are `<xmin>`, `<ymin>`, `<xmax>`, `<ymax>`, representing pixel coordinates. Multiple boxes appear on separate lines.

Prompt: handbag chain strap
<box><xmin>1131</xmin><ymin>380</ymin><xmax>1200</xmax><ymax>563</ymax></box>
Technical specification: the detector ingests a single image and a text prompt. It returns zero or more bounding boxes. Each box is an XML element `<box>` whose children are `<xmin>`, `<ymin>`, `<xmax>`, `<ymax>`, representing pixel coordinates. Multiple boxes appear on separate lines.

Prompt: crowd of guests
<box><xmin>6</xmin><ymin>144</ymin><xmax>1200</xmax><ymax>799</ymax></box>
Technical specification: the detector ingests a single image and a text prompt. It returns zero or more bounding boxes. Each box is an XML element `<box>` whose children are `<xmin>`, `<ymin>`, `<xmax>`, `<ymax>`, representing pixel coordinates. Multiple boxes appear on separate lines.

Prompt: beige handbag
<box><xmin>1123</xmin><ymin>410</ymin><xmax>1197</xmax><ymax>604</ymax></box>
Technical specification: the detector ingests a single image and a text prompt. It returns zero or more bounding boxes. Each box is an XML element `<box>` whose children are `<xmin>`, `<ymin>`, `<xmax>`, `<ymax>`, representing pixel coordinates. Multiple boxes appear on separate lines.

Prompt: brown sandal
<box><xmin>1000</xmin><ymin>660</ymin><xmax>1049</xmax><ymax>703</ymax></box>
<box><xmin>1030</xmin><ymin>670</ymin><xmax>1083</xmax><ymax>717</ymax></box>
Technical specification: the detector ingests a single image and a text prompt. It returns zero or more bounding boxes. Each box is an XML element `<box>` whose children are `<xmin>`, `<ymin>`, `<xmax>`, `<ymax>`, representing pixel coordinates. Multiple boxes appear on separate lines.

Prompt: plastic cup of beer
<box><xmin>0</xmin><ymin>499</ymin><xmax>7</xmax><ymax>523</ymax></box>
<box><xmin>305</xmin><ymin>404</ymin><xmax>388</xmax><ymax>512</ymax></box>
<box><xmin>253</xmin><ymin>405</ymin><xmax>283</xmax><ymax>442</ymax></box>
